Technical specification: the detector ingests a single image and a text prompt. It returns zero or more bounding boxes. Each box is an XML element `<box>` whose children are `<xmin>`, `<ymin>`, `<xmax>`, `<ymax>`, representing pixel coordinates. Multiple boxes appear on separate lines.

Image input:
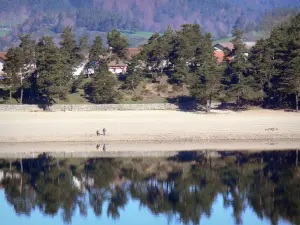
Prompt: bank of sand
<box><xmin>0</xmin><ymin>110</ymin><xmax>300</xmax><ymax>153</ymax></box>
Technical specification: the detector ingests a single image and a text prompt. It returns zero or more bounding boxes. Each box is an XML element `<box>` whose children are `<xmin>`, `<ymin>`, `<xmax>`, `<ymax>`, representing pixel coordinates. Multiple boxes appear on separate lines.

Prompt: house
<box><xmin>213</xmin><ymin>41</ymin><xmax>256</xmax><ymax>63</ymax></box>
<box><xmin>213</xmin><ymin>43</ymin><xmax>234</xmax><ymax>53</ymax></box>
<box><xmin>72</xmin><ymin>48</ymin><xmax>142</xmax><ymax>76</ymax></box>
<box><xmin>244</xmin><ymin>42</ymin><xmax>256</xmax><ymax>49</ymax></box>
<box><xmin>73</xmin><ymin>60</ymin><xmax>95</xmax><ymax>77</ymax></box>
<box><xmin>107</xmin><ymin>48</ymin><xmax>141</xmax><ymax>74</ymax></box>
<box><xmin>214</xmin><ymin>51</ymin><xmax>225</xmax><ymax>64</ymax></box>
<box><xmin>213</xmin><ymin>43</ymin><xmax>234</xmax><ymax>63</ymax></box>
<box><xmin>108</xmin><ymin>59</ymin><xmax>127</xmax><ymax>74</ymax></box>
<box><xmin>0</xmin><ymin>52</ymin><xmax>7</xmax><ymax>77</ymax></box>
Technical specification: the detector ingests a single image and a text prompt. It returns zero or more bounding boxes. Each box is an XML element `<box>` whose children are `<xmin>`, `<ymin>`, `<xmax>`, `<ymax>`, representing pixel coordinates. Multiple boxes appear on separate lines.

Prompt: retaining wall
<box><xmin>0</xmin><ymin>103</ymin><xmax>179</xmax><ymax>112</ymax></box>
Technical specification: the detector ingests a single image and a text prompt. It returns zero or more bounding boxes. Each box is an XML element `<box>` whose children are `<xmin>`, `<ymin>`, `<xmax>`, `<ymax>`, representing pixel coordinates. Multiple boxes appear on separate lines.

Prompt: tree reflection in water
<box><xmin>0</xmin><ymin>150</ymin><xmax>299</xmax><ymax>225</ymax></box>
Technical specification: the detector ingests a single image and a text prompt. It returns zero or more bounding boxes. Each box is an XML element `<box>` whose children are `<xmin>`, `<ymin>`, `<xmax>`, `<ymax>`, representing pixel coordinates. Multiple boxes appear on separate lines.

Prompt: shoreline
<box><xmin>0</xmin><ymin>140</ymin><xmax>299</xmax><ymax>158</ymax></box>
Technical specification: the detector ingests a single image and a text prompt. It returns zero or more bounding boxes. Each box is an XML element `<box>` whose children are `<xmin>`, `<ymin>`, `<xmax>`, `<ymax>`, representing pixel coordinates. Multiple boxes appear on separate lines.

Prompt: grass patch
<box><xmin>213</xmin><ymin>31</ymin><xmax>266</xmax><ymax>45</ymax></box>
<box><xmin>121</xmin><ymin>30</ymin><xmax>154</xmax><ymax>39</ymax></box>
<box><xmin>0</xmin><ymin>98</ymin><xmax>18</xmax><ymax>104</ymax></box>
<box><xmin>60</xmin><ymin>90</ymin><xmax>89</xmax><ymax>104</ymax></box>
<box><xmin>121</xmin><ymin>30</ymin><xmax>155</xmax><ymax>47</ymax></box>
<box><xmin>213</xmin><ymin>37</ymin><xmax>232</xmax><ymax>45</ymax></box>
<box><xmin>119</xmin><ymin>97</ymin><xmax>167</xmax><ymax>104</ymax></box>
<box><xmin>0</xmin><ymin>29</ymin><xmax>10</xmax><ymax>37</ymax></box>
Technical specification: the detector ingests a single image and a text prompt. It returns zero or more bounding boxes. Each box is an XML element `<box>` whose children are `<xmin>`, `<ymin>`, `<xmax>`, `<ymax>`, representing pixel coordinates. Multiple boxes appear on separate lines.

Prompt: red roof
<box><xmin>0</xmin><ymin>52</ymin><xmax>7</xmax><ymax>60</ymax></box>
<box><xmin>127</xmin><ymin>48</ymin><xmax>141</xmax><ymax>60</ymax></box>
<box><xmin>214</xmin><ymin>51</ymin><xmax>225</xmax><ymax>63</ymax></box>
<box><xmin>219</xmin><ymin>42</ymin><xmax>234</xmax><ymax>51</ymax></box>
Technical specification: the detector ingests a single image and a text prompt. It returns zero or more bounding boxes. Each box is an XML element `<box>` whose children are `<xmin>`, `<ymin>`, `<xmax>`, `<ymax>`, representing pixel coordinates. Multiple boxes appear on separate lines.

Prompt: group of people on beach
<box><xmin>96</xmin><ymin>128</ymin><xmax>106</xmax><ymax>136</ymax></box>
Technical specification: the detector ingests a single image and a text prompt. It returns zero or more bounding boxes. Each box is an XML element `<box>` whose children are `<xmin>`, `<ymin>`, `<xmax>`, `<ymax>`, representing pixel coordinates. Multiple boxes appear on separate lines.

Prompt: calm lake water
<box><xmin>0</xmin><ymin>151</ymin><xmax>298</xmax><ymax>225</ymax></box>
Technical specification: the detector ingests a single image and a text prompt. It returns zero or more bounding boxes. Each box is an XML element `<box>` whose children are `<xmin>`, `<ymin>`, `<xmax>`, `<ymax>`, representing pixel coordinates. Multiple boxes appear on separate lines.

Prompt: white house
<box><xmin>0</xmin><ymin>52</ymin><xmax>7</xmax><ymax>78</ymax></box>
<box><xmin>73</xmin><ymin>60</ymin><xmax>95</xmax><ymax>77</ymax></box>
<box><xmin>108</xmin><ymin>59</ymin><xmax>127</xmax><ymax>74</ymax></box>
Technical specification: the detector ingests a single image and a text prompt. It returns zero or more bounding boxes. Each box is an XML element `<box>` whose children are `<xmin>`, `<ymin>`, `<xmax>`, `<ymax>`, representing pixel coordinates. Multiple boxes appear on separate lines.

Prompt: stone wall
<box><xmin>0</xmin><ymin>150</ymin><xmax>181</xmax><ymax>159</ymax></box>
<box><xmin>0</xmin><ymin>104</ymin><xmax>42</xmax><ymax>112</ymax></box>
<box><xmin>0</xmin><ymin>103</ymin><xmax>179</xmax><ymax>112</ymax></box>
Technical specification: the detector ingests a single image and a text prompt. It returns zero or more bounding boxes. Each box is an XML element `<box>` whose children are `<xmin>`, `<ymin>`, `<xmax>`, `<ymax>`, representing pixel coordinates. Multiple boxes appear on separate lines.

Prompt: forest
<box><xmin>0</xmin><ymin>0</ymin><xmax>299</xmax><ymax>50</ymax></box>
<box><xmin>0</xmin><ymin>150</ymin><xmax>300</xmax><ymax>225</ymax></box>
<box><xmin>1</xmin><ymin>13</ymin><xmax>300</xmax><ymax>112</ymax></box>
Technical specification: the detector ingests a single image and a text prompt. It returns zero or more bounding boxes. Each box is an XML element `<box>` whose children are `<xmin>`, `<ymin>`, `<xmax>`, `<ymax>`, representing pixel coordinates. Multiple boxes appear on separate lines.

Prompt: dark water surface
<box><xmin>0</xmin><ymin>150</ymin><xmax>298</xmax><ymax>225</ymax></box>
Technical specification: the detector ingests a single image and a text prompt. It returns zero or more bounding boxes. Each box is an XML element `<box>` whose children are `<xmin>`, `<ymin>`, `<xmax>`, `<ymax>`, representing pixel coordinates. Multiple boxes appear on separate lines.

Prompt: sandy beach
<box><xmin>0</xmin><ymin>110</ymin><xmax>299</xmax><ymax>146</ymax></box>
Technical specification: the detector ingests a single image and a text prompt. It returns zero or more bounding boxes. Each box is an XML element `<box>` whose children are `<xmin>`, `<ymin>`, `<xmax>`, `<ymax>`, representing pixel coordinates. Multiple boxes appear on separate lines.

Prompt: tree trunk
<box><xmin>20</xmin><ymin>89</ymin><xmax>23</xmax><ymax>104</ymax></box>
<box><xmin>9</xmin><ymin>90</ymin><xmax>12</xmax><ymax>100</ymax></box>
<box><xmin>30</xmin><ymin>83</ymin><xmax>33</xmax><ymax>103</ymax></box>
<box><xmin>131</xmin><ymin>80</ymin><xmax>135</xmax><ymax>93</ymax></box>
<box><xmin>205</xmin><ymin>99</ymin><xmax>209</xmax><ymax>113</ymax></box>
<box><xmin>236</xmin><ymin>90</ymin><xmax>240</xmax><ymax>110</ymax></box>
<box><xmin>20</xmin><ymin>75</ymin><xmax>23</xmax><ymax>104</ymax></box>
<box><xmin>296</xmin><ymin>93</ymin><xmax>298</xmax><ymax>112</ymax></box>
<box><xmin>209</xmin><ymin>95</ymin><xmax>212</xmax><ymax>112</ymax></box>
<box><xmin>267</xmin><ymin>81</ymin><xmax>271</xmax><ymax>108</ymax></box>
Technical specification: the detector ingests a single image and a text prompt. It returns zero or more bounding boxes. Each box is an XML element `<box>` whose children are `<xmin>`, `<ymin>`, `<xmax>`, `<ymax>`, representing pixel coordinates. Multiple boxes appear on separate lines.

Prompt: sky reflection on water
<box><xmin>0</xmin><ymin>192</ymin><xmax>291</xmax><ymax>225</ymax></box>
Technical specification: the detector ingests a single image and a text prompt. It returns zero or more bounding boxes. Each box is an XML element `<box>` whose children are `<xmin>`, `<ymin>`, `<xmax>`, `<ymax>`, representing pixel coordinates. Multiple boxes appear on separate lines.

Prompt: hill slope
<box><xmin>0</xmin><ymin>0</ymin><xmax>299</xmax><ymax>49</ymax></box>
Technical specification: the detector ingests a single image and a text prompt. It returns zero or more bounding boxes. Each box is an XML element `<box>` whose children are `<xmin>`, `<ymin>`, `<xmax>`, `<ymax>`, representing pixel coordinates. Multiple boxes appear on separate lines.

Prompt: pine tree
<box><xmin>124</xmin><ymin>56</ymin><xmax>142</xmax><ymax>91</ymax></box>
<box><xmin>267</xmin><ymin>25</ymin><xmax>289</xmax><ymax>107</ymax></box>
<box><xmin>223</xmin><ymin>30</ymin><xmax>262</xmax><ymax>108</ymax></box>
<box><xmin>3</xmin><ymin>47</ymin><xmax>24</xmax><ymax>101</ymax></box>
<box><xmin>4</xmin><ymin>34</ymin><xmax>36</xmax><ymax>104</ymax></box>
<box><xmin>36</xmin><ymin>37</ymin><xmax>69</xmax><ymax>105</ymax></box>
<box><xmin>107</xmin><ymin>29</ymin><xmax>129</xmax><ymax>60</ymax></box>
<box><xmin>86</xmin><ymin>35</ymin><xmax>105</xmax><ymax>75</ymax></box>
<box><xmin>251</xmin><ymin>38</ymin><xmax>282</xmax><ymax>107</ymax></box>
<box><xmin>169</xmin><ymin>24</ymin><xmax>203</xmax><ymax>84</ymax></box>
<box><xmin>172</xmin><ymin>60</ymin><xmax>192</xmax><ymax>85</ymax></box>
<box><xmin>89</xmin><ymin>36</ymin><xmax>104</xmax><ymax>62</ymax></box>
<box><xmin>85</xmin><ymin>59</ymin><xmax>117</xmax><ymax>104</ymax></box>
<box><xmin>79</xmin><ymin>35</ymin><xmax>89</xmax><ymax>56</ymax></box>
<box><xmin>280</xmin><ymin>16</ymin><xmax>300</xmax><ymax>111</ymax></box>
<box><xmin>60</xmin><ymin>27</ymin><xmax>83</xmax><ymax>72</ymax></box>
<box><xmin>190</xmin><ymin>33</ymin><xmax>223</xmax><ymax>113</ymax></box>
<box><xmin>19</xmin><ymin>34</ymin><xmax>36</xmax><ymax>102</ymax></box>
<box><xmin>140</xmin><ymin>33</ymin><xmax>167</xmax><ymax>80</ymax></box>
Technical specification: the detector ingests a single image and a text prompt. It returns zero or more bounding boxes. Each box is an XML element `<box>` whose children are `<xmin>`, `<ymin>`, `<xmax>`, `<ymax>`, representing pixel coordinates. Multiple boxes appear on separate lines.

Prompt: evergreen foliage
<box><xmin>107</xmin><ymin>29</ymin><xmax>129</xmax><ymax>60</ymax></box>
<box><xmin>4</xmin><ymin>34</ymin><xmax>36</xmax><ymax>104</ymax></box>
<box><xmin>36</xmin><ymin>36</ymin><xmax>70</xmax><ymax>105</ymax></box>
<box><xmin>190</xmin><ymin>33</ymin><xmax>223</xmax><ymax>112</ymax></box>
<box><xmin>85</xmin><ymin>59</ymin><xmax>117</xmax><ymax>104</ymax></box>
<box><xmin>2</xmin><ymin>13</ymin><xmax>300</xmax><ymax>110</ymax></box>
<box><xmin>223</xmin><ymin>30</ymin><xmax>263</xmax><ymax>108</ymax></box>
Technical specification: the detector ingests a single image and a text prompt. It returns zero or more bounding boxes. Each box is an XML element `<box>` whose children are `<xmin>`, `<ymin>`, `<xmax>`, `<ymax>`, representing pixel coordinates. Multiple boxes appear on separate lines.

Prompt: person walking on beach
<box><xmin>96</xmin><ymin>130</ymin><xmax>100</xmax><ymax>136</ymax></box>
<box><xmin>103</xmin><ymin>128</ymin><xmax>106</xmax><ymax>136</ymax></box>
<box><xmin>103</xmin><ymin>144</ymin><xmax>106</xmax><ymax>151</ymax></box>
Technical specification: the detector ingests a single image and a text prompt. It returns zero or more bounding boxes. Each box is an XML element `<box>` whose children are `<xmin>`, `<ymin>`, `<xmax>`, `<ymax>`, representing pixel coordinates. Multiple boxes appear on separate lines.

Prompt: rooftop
<box><xmin>0</xmin><ymin>52</ymin><xmax>7</xmax><ymax>60</ymax></box>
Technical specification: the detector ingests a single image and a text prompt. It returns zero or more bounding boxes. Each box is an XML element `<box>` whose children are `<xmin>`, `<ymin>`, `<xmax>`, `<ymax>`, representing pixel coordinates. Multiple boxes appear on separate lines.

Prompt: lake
<box><xmin>0</xmin><ymin>150</ymin><xmax>298</xmax><ymax>225</ymax></box>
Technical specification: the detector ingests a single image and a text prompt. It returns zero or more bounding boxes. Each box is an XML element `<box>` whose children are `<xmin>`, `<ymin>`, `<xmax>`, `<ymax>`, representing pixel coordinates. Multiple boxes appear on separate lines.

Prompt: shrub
<box><xmin>172</xmin><ymin>84</ymin><xmax>181</xmax><ymax>92</ymax></box>
<box><xmin>156</xmin><ymin>84</ymin><xmax>168</xmax><ymax>93</ymax></box>
<box><xmin>141</xmin><ymin>89</ymin><xmax>151</xmax><ymax>95</ymax></box>
<box><xmin>132</xmin><ymin>95</ymin><xmax>143</xmax><ymax>101</ymax></box>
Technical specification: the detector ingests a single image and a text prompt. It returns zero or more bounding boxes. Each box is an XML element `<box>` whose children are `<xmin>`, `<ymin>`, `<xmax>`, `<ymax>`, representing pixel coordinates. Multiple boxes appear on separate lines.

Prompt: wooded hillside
<box><xmin>0</xmin><ymin>0</ymin><xmax>299</xmax><ymax>50</ymax></box>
